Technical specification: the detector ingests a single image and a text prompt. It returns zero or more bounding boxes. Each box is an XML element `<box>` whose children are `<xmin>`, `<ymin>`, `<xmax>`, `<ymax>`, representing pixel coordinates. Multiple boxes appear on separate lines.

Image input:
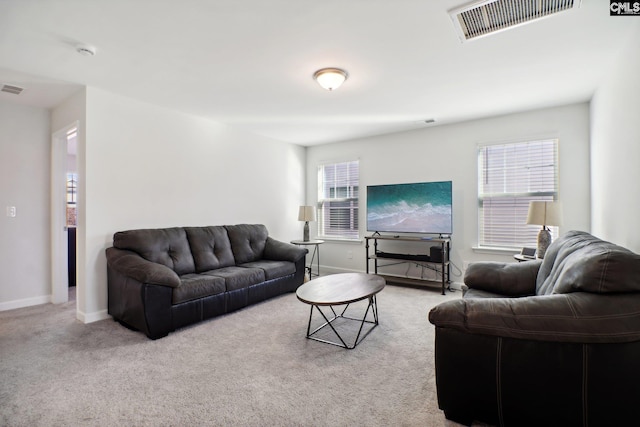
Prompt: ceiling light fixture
<box><xmin>313</xmin><ymin>68</ymin><xmax>348</xmax><ymax>91</ymax></box>
<box><xmin>76</xmin><ymin>44</ymin><xmax>96</xmax><ymax>57</ymax></box>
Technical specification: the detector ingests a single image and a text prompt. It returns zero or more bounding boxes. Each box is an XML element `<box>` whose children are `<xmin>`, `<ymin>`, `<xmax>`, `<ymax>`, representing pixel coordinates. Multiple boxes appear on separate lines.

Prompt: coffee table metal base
<box><xmin>305</xmin><ymin>295</ymin><xmax>379</xmax><ymax>349</ymax></box>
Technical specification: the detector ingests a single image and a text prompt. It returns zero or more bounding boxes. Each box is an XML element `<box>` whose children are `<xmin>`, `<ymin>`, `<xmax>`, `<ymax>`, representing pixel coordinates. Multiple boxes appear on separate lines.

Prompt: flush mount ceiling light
<box><xmin>313</xmin><ymin>68</ymin><xmax>348</xmax><ymax>91</ymax></box>
<box><xmin>76</xmin><ymin>44</ymin><xmax>96</xmax><ymax>56</ymax></box>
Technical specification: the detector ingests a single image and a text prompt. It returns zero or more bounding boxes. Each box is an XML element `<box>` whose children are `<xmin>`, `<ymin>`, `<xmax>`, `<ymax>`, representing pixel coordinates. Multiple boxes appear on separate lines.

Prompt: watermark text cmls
<box><xmin>610</xmin><ymin>1</ymin><xmax>640</xmax><ymax>15</ymax></box>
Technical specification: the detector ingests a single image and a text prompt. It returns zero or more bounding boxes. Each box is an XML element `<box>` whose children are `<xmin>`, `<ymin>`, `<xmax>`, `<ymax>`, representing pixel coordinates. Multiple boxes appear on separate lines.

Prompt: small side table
<box><xmin>291</xmin><ymin>239</ymin><xmax>324</xmax><ymax>278</ymax></box>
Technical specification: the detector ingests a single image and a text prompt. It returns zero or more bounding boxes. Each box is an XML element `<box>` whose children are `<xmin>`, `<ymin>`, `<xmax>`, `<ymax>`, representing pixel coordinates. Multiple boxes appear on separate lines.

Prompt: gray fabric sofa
<box><xmin>106</xmin><ymin>224</ymin><xmax>307</xmax><ymax>339</ymax></box>
<box><xmin>428</xmin><ymin>230</ymin><xmax>640</xmax><ymax>426</ymax></box>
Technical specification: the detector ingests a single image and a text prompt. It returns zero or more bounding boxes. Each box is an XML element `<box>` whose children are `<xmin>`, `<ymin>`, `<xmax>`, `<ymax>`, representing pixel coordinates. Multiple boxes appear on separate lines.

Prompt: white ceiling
<box><xmin>0</xmin><ymin>1</ymin><xmax>637</xmax><ymax>146</ymax></box>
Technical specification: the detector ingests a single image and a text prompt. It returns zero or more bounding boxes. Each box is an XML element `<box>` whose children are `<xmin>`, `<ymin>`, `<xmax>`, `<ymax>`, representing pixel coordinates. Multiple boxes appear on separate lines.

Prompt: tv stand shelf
<box><xmin>365</xmin><ymin>235</ymin><xmax>450</xmax><ymax>295</ymax></box>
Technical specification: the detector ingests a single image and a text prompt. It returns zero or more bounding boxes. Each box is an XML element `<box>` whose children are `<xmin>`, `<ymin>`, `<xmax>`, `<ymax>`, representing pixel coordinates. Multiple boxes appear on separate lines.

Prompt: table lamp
<box><xmin>526</xmin><ymin>201</ymin><xmax>563</xmax><ymax>259</ymax></box>
<box><xmin>298</xmin><ymin>205</ymin><xmax>316</xmax><ymax>242</ymax></box>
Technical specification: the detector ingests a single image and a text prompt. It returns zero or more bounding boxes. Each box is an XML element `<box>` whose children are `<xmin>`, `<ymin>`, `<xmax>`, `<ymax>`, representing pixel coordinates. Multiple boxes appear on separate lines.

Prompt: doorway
<box><xmin>51</xmin><ymin>122</ymin><xmax>79</xmax><ymax>304</ymax></box>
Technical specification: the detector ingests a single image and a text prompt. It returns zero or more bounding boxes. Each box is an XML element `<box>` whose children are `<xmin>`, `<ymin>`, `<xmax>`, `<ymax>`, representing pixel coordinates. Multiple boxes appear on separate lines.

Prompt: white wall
<box><xmin>306</xmin><ymin>103</ymin><xmax>591</xmax><ymax>285</ymax></box>
<box><xmin>3</xmin><ymin>87</ymin><xmax>305</xmax><ymax>319</ymax></box>
<box><xmin>80</xmin><ymin>87</ymin><xmax>306</xmax><ymax>319</ymax></box>
<box><xmin>0</xmin><ymin>100</ymin><xmax>51</xmax><ymax>310</ymax></box>
<box><xmin>590</xmin><ymin>25</ymin><xmax>640</xmax><ymax>253</ymax></box>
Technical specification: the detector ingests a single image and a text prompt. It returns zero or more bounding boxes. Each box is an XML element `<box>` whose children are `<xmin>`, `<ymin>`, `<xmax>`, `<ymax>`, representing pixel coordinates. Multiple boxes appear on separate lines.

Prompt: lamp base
<box><xmin>303</xmin><ymin>221</ymin><xmax>310</xmax><ymax>242</ymax></box>
<box><xmin>537</xmin><ymin>227</ymin><xmax>552</xmax><ymax>259</ymax></box>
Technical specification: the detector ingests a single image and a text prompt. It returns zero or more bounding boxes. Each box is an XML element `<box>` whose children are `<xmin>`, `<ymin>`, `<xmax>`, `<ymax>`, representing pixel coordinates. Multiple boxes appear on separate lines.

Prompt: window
<box><xmin>66</xmin><ymin>127</ymin><xmax>78</xmax><ymax>227</ymax></box>
<box><xmin>478</xmin><ymin>139</ymin><xmax>558</xmax><ymax>248</ymax></box>
<box><xmin>66</xmin><ymin>172</ymin><xmax>77</xmax><ymax>227</ymax></box>
<box><xmin>317</xmin><ymin>160</ymin><xmax>359</xmax><ymax>239</ymax></box>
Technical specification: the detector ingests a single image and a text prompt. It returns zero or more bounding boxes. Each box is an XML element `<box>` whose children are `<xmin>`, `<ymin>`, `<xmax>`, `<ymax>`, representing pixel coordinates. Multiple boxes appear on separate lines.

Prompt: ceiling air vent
<box><xmin>450</xmin><ymin>0</ymin><xmax>581</xmax><ymax>42</ymax></box>
<box><xmin>1</xmin><ymin>84</ymin><xmax>24</xmax><ymax>95</ymax></box>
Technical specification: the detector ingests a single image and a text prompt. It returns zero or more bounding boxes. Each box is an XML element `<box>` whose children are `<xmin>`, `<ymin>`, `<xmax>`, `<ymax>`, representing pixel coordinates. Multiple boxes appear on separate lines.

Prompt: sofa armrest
<box><xmin>429</xmin><ymin>292</ymin><xmax>640</xmax><ymax>344</ymax></box>
<box><xmin>264</xmin><ymin>237</ymin><xmax>308</xmax><ymax>262</ymax></box>
<box><xmin>106</xmin><ymin>247</ymin><xmax>180</xmax><ymax>288</ymax></box>
<box><xmin>464</xmin><ymin>260</ymin><xmax>542</xmax><ymax>297</ymax></box>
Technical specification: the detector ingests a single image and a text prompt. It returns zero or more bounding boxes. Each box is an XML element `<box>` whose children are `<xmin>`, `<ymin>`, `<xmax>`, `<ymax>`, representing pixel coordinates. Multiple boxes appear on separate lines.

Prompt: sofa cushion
<box><xmin>203</xmin><ymin>266</ymin><xmax>266</xmax><ymax>291</ymax></box>
<box><xmin>113</xmin><ymin>227</ymin><xmax>196</xmax><ymax>275</ymax></box>
<box><xmin>174</xmin><ymin>274</ymin><xmax>226</xmax><ymax>304</ymax></box>
<box><xmin>239</xmin><ymin>260</ymin><xmax>296</xmax><ymax>280</ymax></box>
<box><xmin>225</xmin><ymin>224</ymin><xmax>268</xmax><ymax>264</ymax></box>
<box><xmin>536</xmin><ymin>230</ymin><xmax>640</xmax><ymax>295</ymax></box>
<box><xmin>430</xmin><ymin>288</ymin><xmax>640</xmax><ymax>344</ymax></box>
<box><xmin>185</xmin><ymin>226</ymin><xmax>236</xmax><ymax>272</ymax></box>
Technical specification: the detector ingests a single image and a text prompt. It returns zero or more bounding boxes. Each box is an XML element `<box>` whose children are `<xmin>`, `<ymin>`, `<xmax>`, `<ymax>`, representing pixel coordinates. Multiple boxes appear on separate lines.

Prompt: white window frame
<box><xmin>317</xmin><ymin>160</ymin><xmax>360</xmax><ymax>240</ymax></box>
<box><xmin>477</xmin><ymin>139</ymin><xmax>559</xmax><ymax>249</ymax></box>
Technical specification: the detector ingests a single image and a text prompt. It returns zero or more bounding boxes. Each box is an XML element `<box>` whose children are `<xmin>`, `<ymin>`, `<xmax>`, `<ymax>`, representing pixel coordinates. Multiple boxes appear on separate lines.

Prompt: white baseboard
<box><xmin>449</xmin><ymin>281</ymin><xmax>464</xmax><ymax>291</ymax></box>
<box><xmin>77</xmin><ymin>309</ymin><xmax>110</xmax><ymax>324</ymax></box>
<box><xmin>0</xmin><ymin>295</ymin><xmax>51</xmax><ymax>312</ymax></box>
<box><xmin>319</xmin><ymin>265</ymin><xmax>362</xmax><ymax>275</ymax></box>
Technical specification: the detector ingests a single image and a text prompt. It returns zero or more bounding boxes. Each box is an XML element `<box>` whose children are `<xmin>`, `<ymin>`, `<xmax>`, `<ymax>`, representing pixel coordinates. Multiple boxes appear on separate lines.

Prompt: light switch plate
<box><xmin>6</xmin><ymin>206</ymin><xmax>16</xmax><ymax>217</ymax></box>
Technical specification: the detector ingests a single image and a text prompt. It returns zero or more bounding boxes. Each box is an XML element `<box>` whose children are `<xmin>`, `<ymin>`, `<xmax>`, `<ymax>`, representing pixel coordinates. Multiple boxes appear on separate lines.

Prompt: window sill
<box><xmin>317</xmin><ymin>236</ymin><xmax>363</xmax><ymax>244</ymax></box>
<box><xmin>472</xmin><ymin>246</ymin><xmax>521</xmax><ymax>255</ymax></box>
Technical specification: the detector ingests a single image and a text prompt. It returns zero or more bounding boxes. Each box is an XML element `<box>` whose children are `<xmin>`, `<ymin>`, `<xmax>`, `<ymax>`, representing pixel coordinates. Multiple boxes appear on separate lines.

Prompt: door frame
<box><xmin>51</xmin><ymin>121</ymin><xmax>78</xmax><ymax>304</ymax></box>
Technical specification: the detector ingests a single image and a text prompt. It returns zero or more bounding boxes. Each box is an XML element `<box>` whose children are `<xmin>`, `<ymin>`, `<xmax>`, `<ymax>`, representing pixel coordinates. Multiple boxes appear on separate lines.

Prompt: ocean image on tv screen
<box><xmin>367</xmin><ymin>181</ymin><xmax>452</xmax><ymax>234</ymax></box>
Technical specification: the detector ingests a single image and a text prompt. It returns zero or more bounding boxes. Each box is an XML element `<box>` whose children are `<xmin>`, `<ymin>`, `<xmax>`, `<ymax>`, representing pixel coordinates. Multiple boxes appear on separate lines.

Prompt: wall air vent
<box><xmin>450</xmin><ymin>0</ymin><xmax>581</xmax><ymax>42</ymax></box>
<box><xmin>1</xmin><ymin>84</ymin><xmax>24</xmax><ymax>95</ymax></box>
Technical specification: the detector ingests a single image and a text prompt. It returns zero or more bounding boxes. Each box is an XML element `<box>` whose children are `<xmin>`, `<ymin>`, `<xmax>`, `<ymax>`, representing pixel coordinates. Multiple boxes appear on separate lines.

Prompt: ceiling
<box><xmin>0</xmin><ymin>1</ymin><xmax>637</xmax><ymax>146</ymax></box>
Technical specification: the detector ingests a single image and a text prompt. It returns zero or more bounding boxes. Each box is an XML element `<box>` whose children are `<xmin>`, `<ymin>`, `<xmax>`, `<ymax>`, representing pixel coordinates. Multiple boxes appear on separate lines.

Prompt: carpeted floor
<box><xmin>0</xmin><ymin>283</ymin><xmax>471</xmax><ymax>426</ymax></box>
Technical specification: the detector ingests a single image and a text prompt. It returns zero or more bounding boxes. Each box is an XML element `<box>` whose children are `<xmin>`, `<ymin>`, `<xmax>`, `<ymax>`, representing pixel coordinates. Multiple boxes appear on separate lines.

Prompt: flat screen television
<box><xmin>366</xmin><ymin>181</ymin><xmax>452</xmax><ymax>235</ymax></box>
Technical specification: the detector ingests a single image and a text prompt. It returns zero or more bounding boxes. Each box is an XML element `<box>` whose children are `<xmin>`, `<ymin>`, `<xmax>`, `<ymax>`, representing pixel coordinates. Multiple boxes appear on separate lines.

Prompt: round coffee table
<box><xmin>296</xmin><ymin>273</ymin><xmax>385</xmax><ymax>349</ymax></box>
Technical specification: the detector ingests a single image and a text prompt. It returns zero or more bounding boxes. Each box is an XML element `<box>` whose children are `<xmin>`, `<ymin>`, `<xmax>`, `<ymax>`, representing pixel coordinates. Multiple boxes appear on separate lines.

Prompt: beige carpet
<box><xmin>0</xmin><ymin>283</ymin><xmax>470</xmax><ymax>426</ymax></box>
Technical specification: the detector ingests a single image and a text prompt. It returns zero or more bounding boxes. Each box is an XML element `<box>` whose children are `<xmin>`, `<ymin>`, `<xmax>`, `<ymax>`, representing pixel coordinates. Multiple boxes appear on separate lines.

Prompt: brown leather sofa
<box><xmin>429</xmin><ymin>230</ymin><xmax>640</xmax><ymax>426</ymax></box>
<box><xmin>106</xmin><ymin>224</ymin><xmax>307</xmax><ymax>339</ymax></box>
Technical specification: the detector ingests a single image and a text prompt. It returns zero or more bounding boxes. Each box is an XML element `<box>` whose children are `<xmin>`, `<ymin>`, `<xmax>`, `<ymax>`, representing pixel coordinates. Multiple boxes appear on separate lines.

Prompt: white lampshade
<box><xmin>298</xmin><ymin>205</ymin><xmax>316</xmax><ymax>222</ymax></box>
<box><xmin>313</xmin><ymin>68</ymin><xmax>348</xmax><ymax>91</ymax></box>
<box><xmin>526</xmin><ymin>201</ymin><xmax>563</xmax><ymax>227</ymax></box>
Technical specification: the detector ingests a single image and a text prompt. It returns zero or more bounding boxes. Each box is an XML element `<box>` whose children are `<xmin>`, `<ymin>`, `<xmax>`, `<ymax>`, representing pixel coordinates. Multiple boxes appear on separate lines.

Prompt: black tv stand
<box><xmin>365</xmin><ymin>234</ymin><xmax>450</xmax><ymax>295</ymax></box>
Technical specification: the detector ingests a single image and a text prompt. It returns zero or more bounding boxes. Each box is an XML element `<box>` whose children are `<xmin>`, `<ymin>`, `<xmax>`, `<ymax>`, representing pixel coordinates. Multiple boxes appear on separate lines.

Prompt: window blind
<box><xmin>317</xmin><ymin>160</ymin><xmax>359</xmax><ymax>239</ymax></box>
<box><xmin>478</xmin><ymin>139</ymin><xmax>558</xmax><ymax>248</ymax></box>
